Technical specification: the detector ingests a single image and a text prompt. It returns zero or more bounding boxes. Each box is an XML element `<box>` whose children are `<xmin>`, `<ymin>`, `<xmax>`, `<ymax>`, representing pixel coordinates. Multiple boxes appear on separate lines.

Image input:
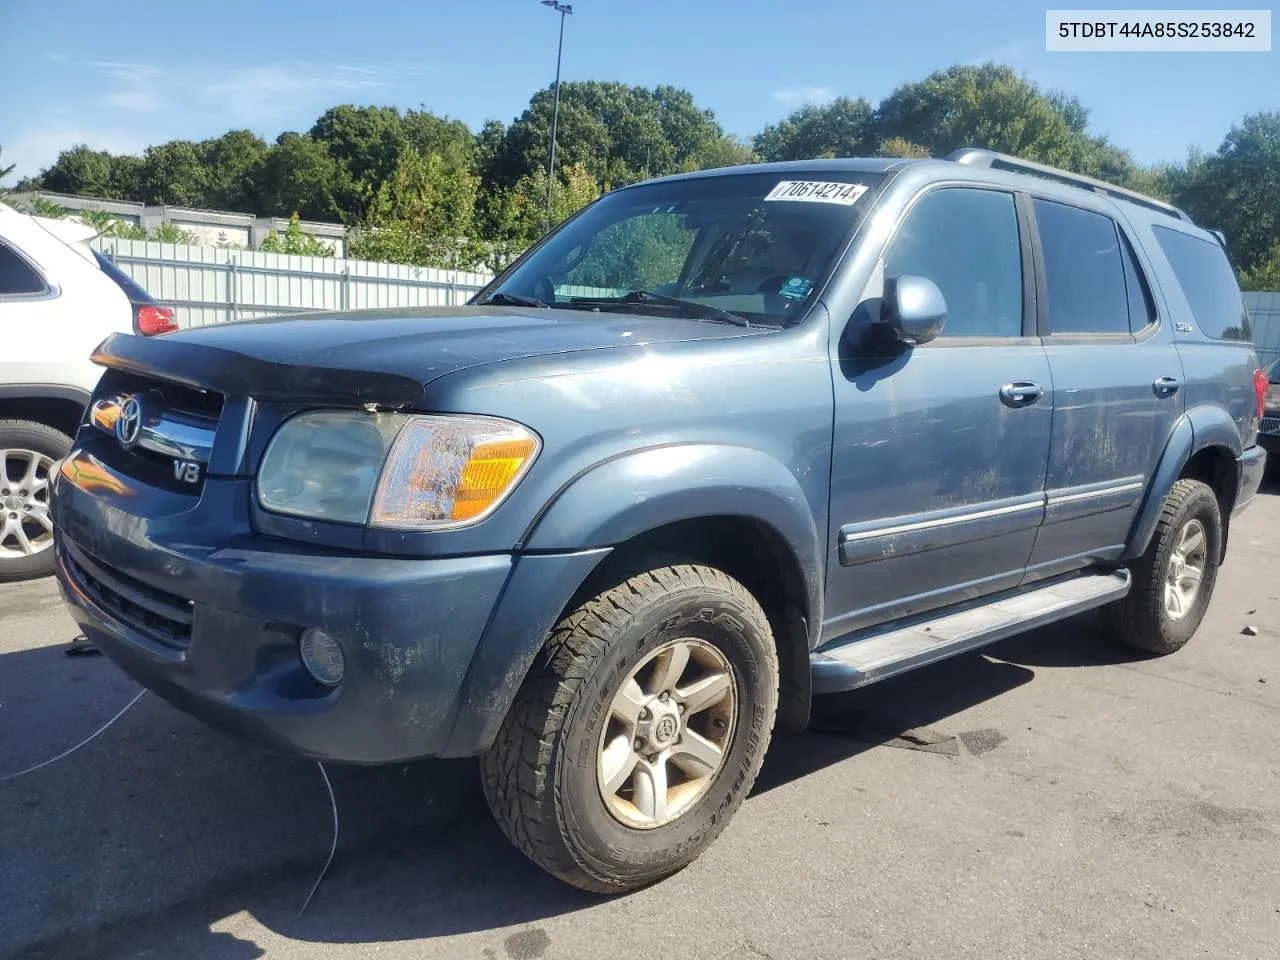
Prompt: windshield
<box><xmin>485</xmin><ymin>171</ymin><xmax>883</xmax><ymax>327</ymax></box>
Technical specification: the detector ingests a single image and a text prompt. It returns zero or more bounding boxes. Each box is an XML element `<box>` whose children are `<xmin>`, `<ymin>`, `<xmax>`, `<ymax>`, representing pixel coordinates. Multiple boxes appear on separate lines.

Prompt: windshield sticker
<box><xmin>764</xmin><ymin>180</ymin><xmax>868</xmax><ymax>205</ymax></box>
<box><xmin>779</xmin><ymin>276</ymin><xmax>814</xmax><ymax>300</ymax></box>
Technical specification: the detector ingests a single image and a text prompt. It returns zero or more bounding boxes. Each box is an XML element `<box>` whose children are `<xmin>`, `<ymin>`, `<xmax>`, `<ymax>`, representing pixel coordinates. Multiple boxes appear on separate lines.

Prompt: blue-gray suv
<box><xmin>50</xmin><ymin>149</ymin><xmax>1269</xmax><ymax>893</ymax></box>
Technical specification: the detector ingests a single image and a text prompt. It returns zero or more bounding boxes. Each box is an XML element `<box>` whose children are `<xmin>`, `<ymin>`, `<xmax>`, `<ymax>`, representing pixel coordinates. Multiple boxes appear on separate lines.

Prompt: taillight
<box><xmin>1253</xmin><ymin>368</ymin><xmax>1267</xmax><ymax>419</ymax></box>
<box><xmin>136</xmin><ymin>304</ymin><xmax>178</xmax><ymax>336</ymax></box>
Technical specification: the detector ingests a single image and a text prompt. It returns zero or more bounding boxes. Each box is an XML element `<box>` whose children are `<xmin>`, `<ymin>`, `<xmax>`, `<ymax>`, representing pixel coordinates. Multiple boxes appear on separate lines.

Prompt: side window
<box><xmin>1120</xmin><ymin>231</ymin><xmax>1155</xmax><ymax>333</ymax></box>
<box><xmin>883</xmin><ymin>188</ymin><xmax>1023</xmax><ymax>338</ymax></box>
<box><xmin>0</xmin><ymin>242</ymin><xmax>48</xmax><ymax>297</ymax></box>
<box><xmin>1033</xmin><ymin>199</ymin><xmax>1129</xmax><ymax>335</ymax></box>
<box><xmin>1152</xmin><ymin>225</ymin><xmax>1251</xmax><ymax>342</ymax></box>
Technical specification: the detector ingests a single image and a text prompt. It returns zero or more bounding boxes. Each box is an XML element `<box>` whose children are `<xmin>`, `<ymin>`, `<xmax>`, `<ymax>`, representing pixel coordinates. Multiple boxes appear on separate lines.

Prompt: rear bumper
<box><xmin>51</xmin><ymin>465</ymin><xmax>608</xmax><ymax>763</ymax></box>
<box><xmin>1234</xmin><ymin>444</ymin><xmax>1267</xmax><ymax>517</ymax></box>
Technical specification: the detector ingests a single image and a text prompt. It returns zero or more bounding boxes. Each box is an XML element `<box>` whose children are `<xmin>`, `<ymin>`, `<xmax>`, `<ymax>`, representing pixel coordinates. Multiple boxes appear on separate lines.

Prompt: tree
<box><xmin>480</xmin><ymin>162</ymin><xmax>600</xmax><ymax>271</ymax></box>
<box><xmin>200</xmin><ymin>130</ymin><xmax>268</xmax><ymax>212</ymax></box>
<box><xmin>256</xmin><ymin>133</ymin><xmax>345</xmax><ymax>222</ymax></box>
<box><xmin>695</xmin><ymin>135</ymin><xmax>758</xmax><ymax>170</ymax></box>
<box><xmin>36</xmin><ymin>145</ymin><xmax>116</xmax><ymax>197</ymax></box>
<box><xmin>873</xmin><ymin>63</ymin><xmax>1080</xmax><ymax>165</ymax></box>
<box><xmin>138</xmin><ymin>141</ymin><xmax>208</xmax><ymax>206</ymax></box>
<box><xmin>260</xmin><ymin>213</ymin><xmax>335</xmax><ymax>257</ymax></box>
<box><xmin>310</xmin><ymin>104</ymin><xmax>406</xmax><ymax>216</ymax></box>
<box><xmin>877</xmin><ymin>137</ymin><xmax>931</xmax><ymax>159</ymax></box>
<box><xmin>755</xmin><ymin>98</ymin><xmax>876</xmax><ymax>162</ymax></box>
<box><xmin>489</xmin><ymin>82</ymin><xmax>729</xmax><ymax>189</ymax></box>
<box><xmin>1239</xmin><ymin>240</ymin><xmax>1280</xmax><ymax>291</ymax></box>
<box><xmin>1172</xmin><ymin>112</ymin><xmax>1280</xmax><ymax>274</ymax></box>
<box><xmin>0</xmin><ymin>146</ymin><xmax>14</xmax><ymax>190</ymax></box>
<box><xmin>348</xmin><ymin>147</ymin><xmax>484</xmax><ymax>269</ymax></box>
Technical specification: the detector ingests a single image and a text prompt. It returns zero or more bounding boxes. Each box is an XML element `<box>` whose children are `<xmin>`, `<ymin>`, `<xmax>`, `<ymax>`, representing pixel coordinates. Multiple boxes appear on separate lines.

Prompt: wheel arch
<box><xmin>443</xmin><ymin>445</ymin><xmax>825</xmax><ymax>755</ymax></box>
<box><xmin>1123</xmin><ymin>406</ymin><xmax>1241</xmax><ymax>563</ymax></box>
<box><xmin>0</xmin><ymin>384</ymin><xmax>91</xmax><ymax>440</ymax></box>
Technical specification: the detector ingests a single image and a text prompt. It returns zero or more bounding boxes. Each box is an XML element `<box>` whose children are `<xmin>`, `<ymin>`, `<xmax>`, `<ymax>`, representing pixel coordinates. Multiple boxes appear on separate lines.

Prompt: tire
<box><xmin>480</xmin><ymin>563</ymin><xmax>779</xmax><ymax>894</ymax></box>
<box><xmin>1105</xmin><ymin>478</ymin><xmax>1222</xmax><ymax>655</ymax></box>
<box><xmin>0</xmin><ymin>419</ymin><xmax>71</xmax><ymax>583</ymax></box>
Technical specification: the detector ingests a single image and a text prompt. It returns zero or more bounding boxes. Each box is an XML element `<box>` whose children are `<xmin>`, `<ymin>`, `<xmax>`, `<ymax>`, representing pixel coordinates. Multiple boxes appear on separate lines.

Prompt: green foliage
<box><xmin>77</xmin><ymin>208</ymin><xmax>142</xmax><ymax>238</ymax></box>
<box><xmin>348</xmin><ymin>148</ymin><xmax>482</xmax><ymax>268</ymax></box>
<box><xmin>1171</xmin><ymin>112</ymin><xmax>1280</xmax><ymax>276</ymax></box>
<box><xmin>13</xmin><ymin>71</ymin><xmax>1280</xmax><ymax>278</ymax></box>
<box><xmin>0</xmin><ymin>146</ymin><xmax>14</xmax><ymax>191</ymax></box>
<box><xmin>27</xmin><ymin>197</ymin><xmax>68</xmax><ymax>218</ymax></box>
<box><xmin>149</xmin><ymin>221</ymin><xmax>197</xmax><ymax>244</ymax></box>
<box><xmin>756</xmin><ymin>98</ymin><xmax>876</xmax><ymax>162</ymax></box>
<box><xmin>260</xmin><ymin>213</ymin><xmax>335</xmax><ymax>257</ymax></box>
<box><xmin>478</xmin><ymin>162</ymin><xmax>601</xmax><ymax>272</ymax></box>
<box><xmin>1239</xmin><ymin>240</ymin><xmax>1280</xmax><ymax>291</ymax></box>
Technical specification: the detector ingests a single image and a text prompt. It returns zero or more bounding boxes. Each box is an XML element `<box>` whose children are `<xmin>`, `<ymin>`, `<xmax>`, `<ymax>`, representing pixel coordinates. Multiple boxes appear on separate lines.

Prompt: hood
<box><xmin>91</xmin><ymin>305</ymin><xmax>761</xmax><ymax>407</ymax></box>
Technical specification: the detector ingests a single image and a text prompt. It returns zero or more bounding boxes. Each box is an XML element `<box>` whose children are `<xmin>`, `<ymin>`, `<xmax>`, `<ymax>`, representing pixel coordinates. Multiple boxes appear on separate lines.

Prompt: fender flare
<box><xmin>0</xmin><ymin>383</ymin><xmax>92</xmax><ymax>407</ymax></box>
<box><xmin>1122</xmin><ymin>405</ymin><xmax>1242</xmax><ymax>562</ymax></box>
<box><xmin>522</xmin><ymin>443</ymin><xmax>825</xmax><ymax>627</ymax></box>
<box><xmin>442</xmin><ymin>444</ymin><xmax>825</xmax><ymax>756</ymax></box>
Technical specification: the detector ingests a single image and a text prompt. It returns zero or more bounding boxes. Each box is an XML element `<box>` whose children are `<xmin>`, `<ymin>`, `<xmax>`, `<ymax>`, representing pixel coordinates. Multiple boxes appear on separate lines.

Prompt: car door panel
<box><xmin>824</xmin><ymin>186</ymin><xmax>1052</xmax><ymax>641</ymax></box>
<box><xmin>1024</xmin><ymin>198</ymin><xmax>1185</xmax><ymax>580</ymax></box>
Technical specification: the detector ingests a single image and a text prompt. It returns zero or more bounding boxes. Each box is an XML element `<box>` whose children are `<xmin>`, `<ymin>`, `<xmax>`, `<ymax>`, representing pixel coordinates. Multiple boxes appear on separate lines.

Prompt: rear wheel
<box><xmin>480</xmin><ymin>563</ymin><xmax>778</xmax><ymax>893</ymax></box>
<box><xmin>1106</xmin><ymin>478</ymin><xmax>1221</xmax><ymax>655</ymax></box>
<box><xmin>0</xmin><ymin>420</ymin><xmax>69</xmax><ymax>583</ymax></box>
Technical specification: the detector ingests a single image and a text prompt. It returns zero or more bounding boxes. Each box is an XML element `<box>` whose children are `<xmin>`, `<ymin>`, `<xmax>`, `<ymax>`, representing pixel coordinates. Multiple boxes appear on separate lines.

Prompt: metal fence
<box><xmin>1245</xmin><ymin>292</ymin><xmax>1280</xmax><ymax>368</ymax></box>
<box><xmin>91</xmin><ymin>238</ymin><xmax>496</xmax><ymax>328</ymax></box>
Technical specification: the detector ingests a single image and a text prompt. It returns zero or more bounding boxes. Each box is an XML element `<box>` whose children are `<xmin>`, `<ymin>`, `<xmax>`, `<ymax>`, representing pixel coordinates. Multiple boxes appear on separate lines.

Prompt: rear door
<box><xmin>824</xmin><ymin>185</ymin><xmax>1053</xmax><ymax>639</ymax></box>
<box><xmin>1024</xmin><ymin>197</ymin><xmax>1184</xmax><ymax>580</ymax></box>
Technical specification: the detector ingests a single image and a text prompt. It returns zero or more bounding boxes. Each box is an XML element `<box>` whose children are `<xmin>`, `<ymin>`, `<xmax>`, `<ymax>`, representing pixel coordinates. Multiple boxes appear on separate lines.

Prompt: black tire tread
<box><xmin>479</xmin><ymin>563</ymin><xmax>775</xmax><ymax>893</ymax></box>
<box><xmin>1106</xmin><ymin>478</ymin><xmax>1220</xmax><ymax>655</ymax></box>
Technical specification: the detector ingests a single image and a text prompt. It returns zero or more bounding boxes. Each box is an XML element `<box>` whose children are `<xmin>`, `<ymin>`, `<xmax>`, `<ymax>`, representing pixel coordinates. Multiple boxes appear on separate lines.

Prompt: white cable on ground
<box><xmin>297</xmin><ymin>761</ymin><xmax>339</xmax><ymax>919</ymax></box>
<box><xmin>0</xmin><ymin>689</ymin><xmax>147</xmax><ymax>784</ymax></box>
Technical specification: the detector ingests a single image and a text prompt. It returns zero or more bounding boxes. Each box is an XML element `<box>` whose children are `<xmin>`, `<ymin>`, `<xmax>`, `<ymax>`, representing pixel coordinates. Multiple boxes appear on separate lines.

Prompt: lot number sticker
<box><xmin>765</xmin><ymin>180</ymin><xmax>868</xmax><ymax>205</ymax></box>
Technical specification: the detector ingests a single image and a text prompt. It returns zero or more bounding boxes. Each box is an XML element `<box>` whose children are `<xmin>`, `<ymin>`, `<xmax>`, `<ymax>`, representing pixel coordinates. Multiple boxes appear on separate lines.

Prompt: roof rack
<box><xmin>946</xmin><ymin>148</ymin><xmax>1192</xmax><ymax>223</ymax></box>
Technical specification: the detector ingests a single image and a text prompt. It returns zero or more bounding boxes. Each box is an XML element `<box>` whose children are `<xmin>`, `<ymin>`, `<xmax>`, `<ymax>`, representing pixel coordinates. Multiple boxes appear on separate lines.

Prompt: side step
<box><xmin>811</xmin><ymin>569</ymin><xmax>1130</xmax><ymax>695</ymax></box>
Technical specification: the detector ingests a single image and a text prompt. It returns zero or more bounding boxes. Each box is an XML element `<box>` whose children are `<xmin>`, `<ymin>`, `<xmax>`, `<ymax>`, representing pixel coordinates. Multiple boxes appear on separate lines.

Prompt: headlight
<box><xmin>257</xmin><ymin>410</ymin><xmax>540</xmax><ymax>529</ymax></box>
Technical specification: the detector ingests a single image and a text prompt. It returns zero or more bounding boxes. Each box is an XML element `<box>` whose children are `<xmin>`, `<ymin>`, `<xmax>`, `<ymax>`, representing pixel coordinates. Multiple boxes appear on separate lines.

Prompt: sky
<box><xmin>1</xmin><ymin>0</ymin><xmax>1276</xmax><ymax>181</ymax></box>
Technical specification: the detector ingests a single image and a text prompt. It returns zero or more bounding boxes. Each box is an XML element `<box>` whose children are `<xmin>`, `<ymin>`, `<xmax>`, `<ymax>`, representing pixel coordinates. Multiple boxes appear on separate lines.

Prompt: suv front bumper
<box><xmin>51</xmin><ymin>462</ymin><xmax>606</xmax><ymax>764</ymax></box>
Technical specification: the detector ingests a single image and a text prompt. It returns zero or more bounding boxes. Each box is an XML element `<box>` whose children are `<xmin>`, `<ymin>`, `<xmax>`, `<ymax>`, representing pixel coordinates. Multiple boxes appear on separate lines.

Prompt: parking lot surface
<box><xmin>3</xmin><ymin>486</ymin><xmax>1279</xmax><ymax>960</ymax></box>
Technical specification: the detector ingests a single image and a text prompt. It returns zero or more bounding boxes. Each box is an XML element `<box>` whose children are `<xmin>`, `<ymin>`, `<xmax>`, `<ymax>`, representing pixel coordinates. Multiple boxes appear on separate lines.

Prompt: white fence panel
<box><xmin>91</xmin><ymin>238</ymin><xmax>496</xmax><ymax>328</ymax></box>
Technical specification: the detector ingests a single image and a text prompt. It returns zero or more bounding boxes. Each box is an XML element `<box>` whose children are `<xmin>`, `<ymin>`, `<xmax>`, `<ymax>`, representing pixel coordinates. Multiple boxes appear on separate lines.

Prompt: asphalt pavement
<box><xmin>3</xmin><ymin>486</ymin><xmax>1279</xmax><ymax>960</ymax></box>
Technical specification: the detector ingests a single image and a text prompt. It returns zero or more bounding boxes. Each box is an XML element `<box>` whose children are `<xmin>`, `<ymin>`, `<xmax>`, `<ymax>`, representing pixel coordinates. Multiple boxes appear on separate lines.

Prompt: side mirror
<box><xmin>881</xmin><ymin>275</ymin><xmax>947</xmax><ymax>347</ymax></box>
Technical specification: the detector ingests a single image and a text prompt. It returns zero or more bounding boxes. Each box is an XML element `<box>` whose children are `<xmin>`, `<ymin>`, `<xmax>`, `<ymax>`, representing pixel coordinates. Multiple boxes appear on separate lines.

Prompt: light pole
<box><xmin>540</xmin><ymin>0</ymin><xmax>572</xmax><ymax>231</ymax></box>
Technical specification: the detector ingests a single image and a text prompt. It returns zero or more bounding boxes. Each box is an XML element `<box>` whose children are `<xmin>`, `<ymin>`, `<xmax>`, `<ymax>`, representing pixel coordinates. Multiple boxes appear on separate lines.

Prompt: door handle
<box><xmin>1153</xmin><ymin>376</ymin><xmax>1182</xmax><ymax>397</ymax></box>
<box><xmin>999</xmin><ymin>381</ymin><xmax>1043</xmax><ymax>407</ymax></box>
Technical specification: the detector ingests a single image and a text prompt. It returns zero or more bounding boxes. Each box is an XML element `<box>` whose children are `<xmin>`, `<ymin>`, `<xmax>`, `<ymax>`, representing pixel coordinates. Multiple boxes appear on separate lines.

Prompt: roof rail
<box><xmin>946</xmin><ymin>148</ymin><xmax>1192</xmax><ymax>223</ymax></box>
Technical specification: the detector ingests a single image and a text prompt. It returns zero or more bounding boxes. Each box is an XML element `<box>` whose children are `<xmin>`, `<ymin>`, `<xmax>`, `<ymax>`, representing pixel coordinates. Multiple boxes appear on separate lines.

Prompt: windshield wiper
<box><xmin>570</xmin><ymin>290</ymin><xmax>751</xmax><ymax>328</ymax></box>
<box><xmin>479</xmin><ymin>291</ymin><xmax>550</xmax><ymax>308</ymax></box>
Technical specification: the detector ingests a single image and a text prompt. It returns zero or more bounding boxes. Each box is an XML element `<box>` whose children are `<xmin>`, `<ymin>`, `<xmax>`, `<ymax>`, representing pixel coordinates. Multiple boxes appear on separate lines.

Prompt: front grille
<box><xmin>63</xmin><ymin>543</ymin><xmax>193</xmax><ymax>651</ymax></box>
<box><xmin>97</xmin><ymin>369</ymin><xmax>224</xmax><ymax>420</ymax></box>
<box><xmin>1261</xmin><ymin>416</ymin><xmax>1280</xmax><ymax>436</ymax></box>
<box><xmin>89</xmin><ymin>370</ymin><xmax>222</xmax><ymax>494</ymax></box>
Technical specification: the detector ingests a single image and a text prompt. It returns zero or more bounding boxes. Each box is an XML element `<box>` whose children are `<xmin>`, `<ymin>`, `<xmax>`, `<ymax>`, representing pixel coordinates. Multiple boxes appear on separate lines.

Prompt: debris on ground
<box><xmin>1242</xmin><ymin>625</ymin><xmax>1259</xmax><ymax>636</ymax></box>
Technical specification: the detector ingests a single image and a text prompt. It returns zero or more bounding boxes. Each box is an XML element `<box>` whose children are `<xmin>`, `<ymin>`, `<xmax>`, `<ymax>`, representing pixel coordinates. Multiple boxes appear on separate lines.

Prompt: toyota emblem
<box><xmin>115</xmin><ymin>395</ymin><xmax>143</xmax><ymax>449</ymax></box>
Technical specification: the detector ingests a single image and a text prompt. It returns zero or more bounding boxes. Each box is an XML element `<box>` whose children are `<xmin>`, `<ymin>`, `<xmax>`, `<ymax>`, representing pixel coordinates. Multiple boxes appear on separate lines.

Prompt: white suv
<box><xmin>0</xmin><ymin>202</ymin><xmax>175</xmax><ymax>581</ymax></box>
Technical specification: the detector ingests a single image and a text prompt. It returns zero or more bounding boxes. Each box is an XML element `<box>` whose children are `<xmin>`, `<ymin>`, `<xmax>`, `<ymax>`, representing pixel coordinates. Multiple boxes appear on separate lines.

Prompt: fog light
<box><xmin>299</xmin><ymin>628</ymin><xmax>345</xmax><ymax>686</ymax></box>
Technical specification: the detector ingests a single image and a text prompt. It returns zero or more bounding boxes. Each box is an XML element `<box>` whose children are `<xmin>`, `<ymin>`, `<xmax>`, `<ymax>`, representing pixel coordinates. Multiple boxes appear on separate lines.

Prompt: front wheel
<box><xmin>1105</xmin><ymin>478</ymin><xmax>1222</xmax><ymax>655</ymax></box>
<box><xmin>0</xmin><ymin>420</ymin><xmax>69</xmax><ymax>583</ymax></box>
<box><xmin>480</xmin><ymin>563</ymin><xmax>779</xmax><ymax>893</ymax></box>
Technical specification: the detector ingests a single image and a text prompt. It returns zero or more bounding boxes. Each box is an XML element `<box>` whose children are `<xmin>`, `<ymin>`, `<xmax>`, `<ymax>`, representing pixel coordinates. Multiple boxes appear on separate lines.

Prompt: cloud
<box><xmin>772</xmin><ymin>86</ymin><xmax>837</xmax><ymax>107</ymax></box>
<box><xmin>193</xmin><ymin>64</ymin><xmax>399</xmax><ymax>123</ymax></box>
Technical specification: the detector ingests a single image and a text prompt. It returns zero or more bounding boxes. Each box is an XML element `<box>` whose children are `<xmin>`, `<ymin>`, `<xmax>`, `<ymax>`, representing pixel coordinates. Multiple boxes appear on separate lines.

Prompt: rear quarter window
<box><xmin>1152</xmin><ymin>225</ymin><xmax>1250</xmax><ymax>342</ymax></box>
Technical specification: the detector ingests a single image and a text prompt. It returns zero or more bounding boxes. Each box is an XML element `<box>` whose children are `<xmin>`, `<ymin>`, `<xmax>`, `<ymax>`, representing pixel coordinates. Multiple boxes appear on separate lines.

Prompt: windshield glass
<box><xmin>486</xmin><ymin>171</ymin><xmax>883</xmax><ymax>327</ymax></box>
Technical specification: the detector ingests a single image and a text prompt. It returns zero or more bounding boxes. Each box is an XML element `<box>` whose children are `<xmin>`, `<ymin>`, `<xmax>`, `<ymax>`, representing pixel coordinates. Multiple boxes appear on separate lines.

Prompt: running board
<box><xmin>811</xmin><ymin>569</ymin><xmax>1131</xmax><ymax>694</ymax></box>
